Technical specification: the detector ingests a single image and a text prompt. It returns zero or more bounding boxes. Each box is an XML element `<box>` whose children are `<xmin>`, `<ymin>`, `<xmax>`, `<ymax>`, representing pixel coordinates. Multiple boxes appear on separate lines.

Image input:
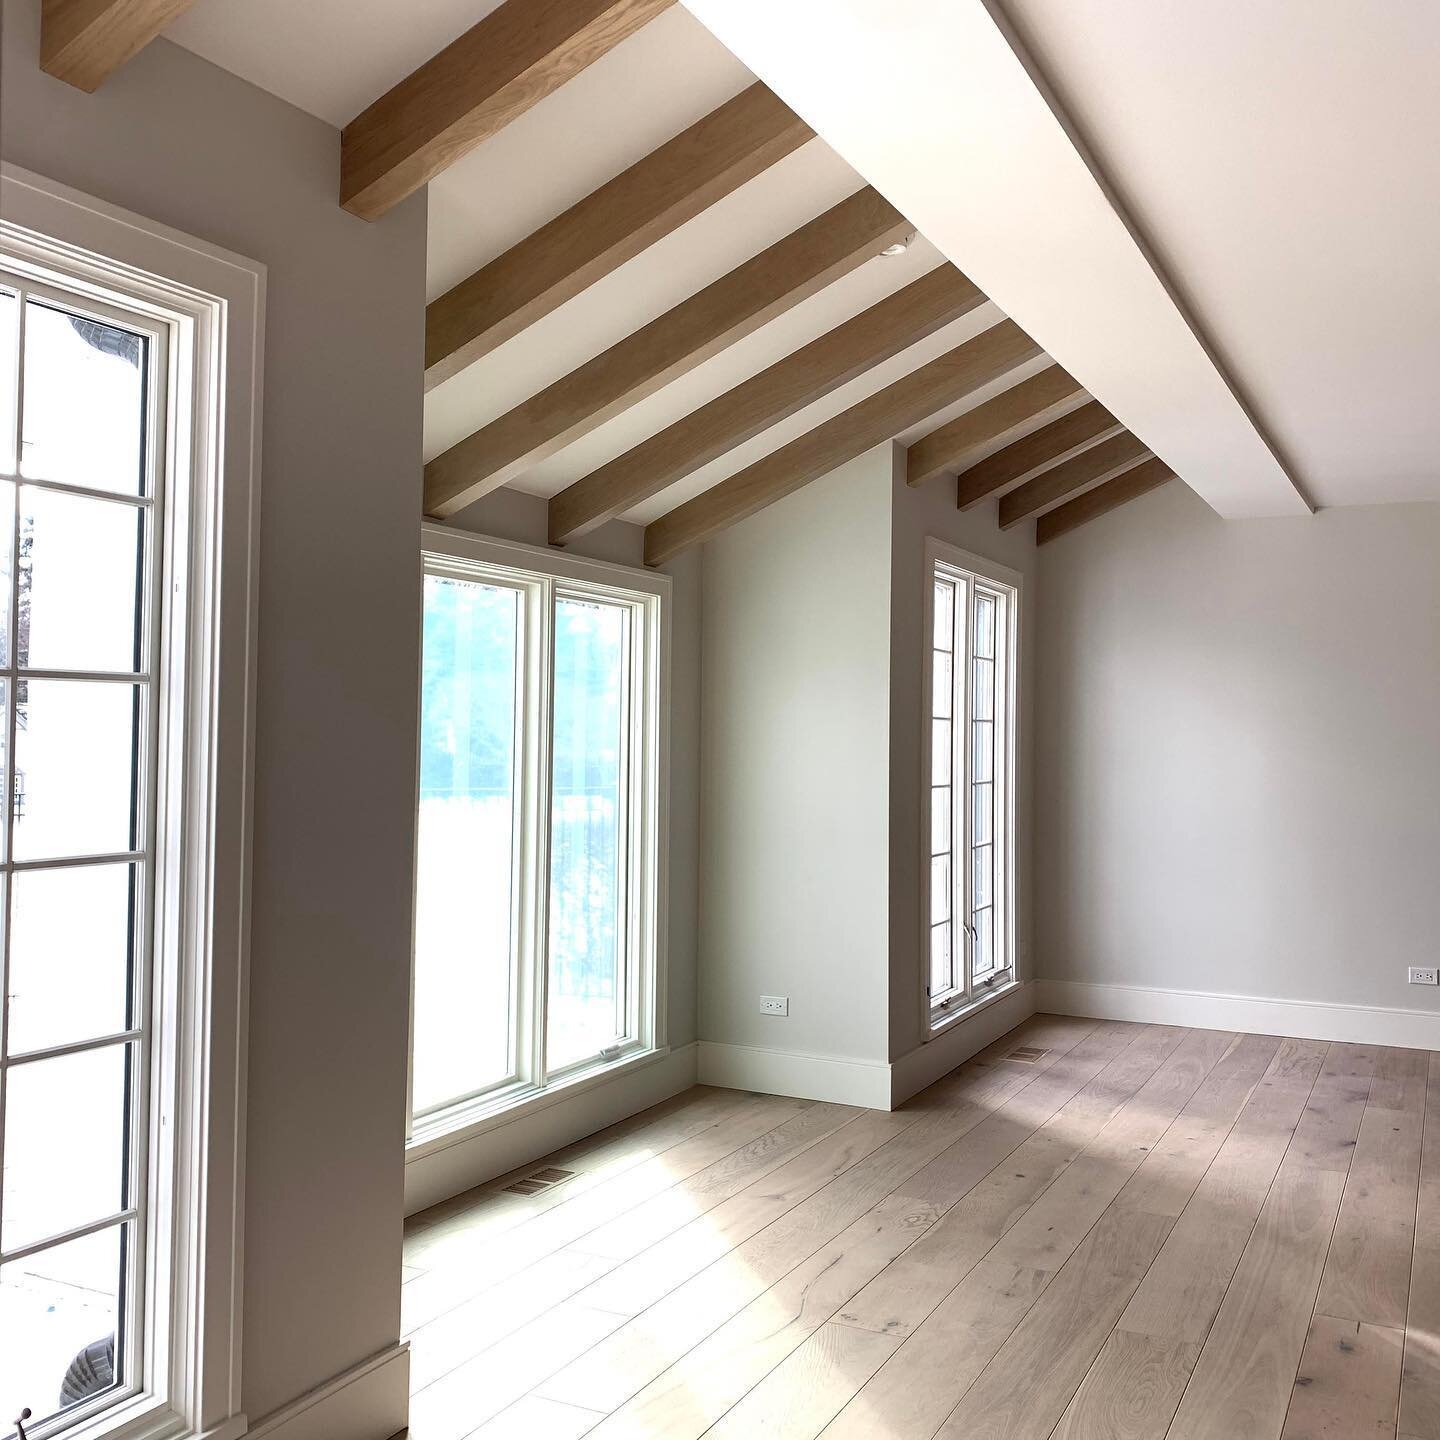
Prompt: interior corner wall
<box><xmin>887</xmin><ymin>445</ymin><xmax>1041</xmax><ymax>1069</ymax></box>
<box><xmin>698</xmin><ymin>447</ymin><xmax>895</xmax><ymax>1101</ymax></box>
<box><xmin>2</xmin><ymin>5</ymin><xmax>426</xmax><ymax>1427</ymax></box>
<box><xmin>1035</xmin><ymin>480</ymin><xmax>1440</xmax><ymax>1037</ymax></box>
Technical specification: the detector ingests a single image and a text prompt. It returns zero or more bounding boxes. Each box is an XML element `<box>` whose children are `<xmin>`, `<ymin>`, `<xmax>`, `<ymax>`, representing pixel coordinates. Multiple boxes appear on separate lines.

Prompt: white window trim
<box><xmin>920</xmin><ymin>537</ymin><xmax>1021</xmax><ymax>1039</ymax></box>
<box><xmin>408</xmin><ymin>525</ymin><xmax>670</xmax><ymax>1159</ymax></box>
<box><xmin>0</xmin><ymin>165</ymin><xmax>261</xmax><ymax>1440</ymax></box>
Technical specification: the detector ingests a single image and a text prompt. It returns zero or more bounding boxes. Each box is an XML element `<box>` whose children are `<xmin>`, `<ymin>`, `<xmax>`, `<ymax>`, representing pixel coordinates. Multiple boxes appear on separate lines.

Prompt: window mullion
<box><xmin>528</xmin><ymin>576</ymin><xmax>555</xmax><ymax>1088</ymax></box>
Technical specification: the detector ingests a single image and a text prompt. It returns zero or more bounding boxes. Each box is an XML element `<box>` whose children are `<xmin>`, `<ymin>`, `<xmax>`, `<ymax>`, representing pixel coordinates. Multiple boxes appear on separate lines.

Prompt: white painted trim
<box><xmin>1036</xmin><ymin>978</ymin><xmax>1440</xmax><ymax>1050</ymax></box>
<box><xmin>0</xmin><ymin>164</ymin><xmax>261</xmax><ymax>1440</ymax></box>
<box><xmin>405</xmin><ymin>1041</ymin><xmax>699</xmax><ymax>1215</ymax></box>
<box><xmin>892</xmin><ymin>979</ymin><xmax>1037</xmax><ymax>1105</ymax></box>
<box><xmin>244</xmin><ymin>1344</ymin><xmax>409</xmax><ymax>1440</ymax></box>
<box><xmin>698</xmin><ymin>1041</ymin><xmax>892</xmax><ymax>1110</ymax></box>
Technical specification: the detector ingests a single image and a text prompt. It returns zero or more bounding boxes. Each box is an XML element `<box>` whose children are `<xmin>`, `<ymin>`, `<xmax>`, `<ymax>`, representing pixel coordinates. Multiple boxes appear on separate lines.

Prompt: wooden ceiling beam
<box><xmin>423</xmin><ymin>190</ymin><xmax>909</xmax><ymax>514</ymax></box>
<box><xmin>998</xmin><ymin>430</ymin><xmax>1151</xmax><ymax>529</ymax></box>
<box><xmin>424</xmin><ymin>83</ymin><xmax>813</xmax><ymax>377</ymax></box>
<box><xmin>341</xmin><ymin>0</ymin><xmax>675</xmax><ymax>221</ymax></box>
<box><xmin>546</xmin><ymin>262</ymin><xmax>985</xmax><ymax>541</ymax></box>
<box><xmin>1036</xmin><ymin>457</ymin><xmax>1175</xmax><ymax>544</ymax></box>
<box><xmin>40</xmin><ymin>0</ymin><xmax>196</xmax><ymax>91</ymax></box>
<box><xmin>955</xmin><ymin>398</ymin><xmax>1123</xmax><ymax>509</ymax></box>
<box><xmin>643</xmin><ymin>318</ymin><xmax>1041</xmax><ymax>566</ymax></box>
<box><xmin>906</xmin><ymin>364</ymin><xmax>1084</xmax><ymax>488</ymax></box>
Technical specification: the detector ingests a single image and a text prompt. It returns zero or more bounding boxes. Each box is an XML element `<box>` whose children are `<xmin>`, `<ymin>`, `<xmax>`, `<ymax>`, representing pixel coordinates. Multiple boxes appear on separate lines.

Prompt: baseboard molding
<box><xmin>1036</xmin><ymin>978</ymin><xmax>1440</xmax><ymax>1050</ymax></box>
<box><xmin>698</xmin><ymin>1040</ymin><xmax>892</xmax><ymax>1109</ymax></box>
<box><xmin>245</xmin><ymin>1342</ymin><xmax>409</xmax><ymax>1440</ymax></box>
<box><xmin>404</xmin><ymin>1042</ymin><xmax>699</xmax><ymax>1215</ymax></box>
<box><xmin>890</xmin><ymin>980</ymin><xmax>1037</xmax><ymax>1106</ymax></box>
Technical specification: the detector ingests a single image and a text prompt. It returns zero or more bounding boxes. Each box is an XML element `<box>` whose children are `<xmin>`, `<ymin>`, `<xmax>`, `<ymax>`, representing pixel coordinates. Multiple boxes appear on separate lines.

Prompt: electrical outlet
<box><xmin>759</xmin><ymin>995</ymin><xmax>788</xmax><ymax>1016</ymax></box>
<box><xmin>1409</xmin><ymin>967</ymin><xmax>1438</xmax><ymax>986</ymax></box>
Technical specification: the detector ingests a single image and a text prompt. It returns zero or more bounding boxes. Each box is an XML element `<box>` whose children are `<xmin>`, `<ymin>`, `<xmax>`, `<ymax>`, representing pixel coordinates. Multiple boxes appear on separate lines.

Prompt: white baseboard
<box><xmin>1036</xmin><ymin>978</ymin><xmax>1440</xmax><ymax>1050</ymax></box>
<box><xmin>698</xmin><ymin>1040</ymin><xmax>892</xmax><ymax>1109</ymax></box>
<box><xmin>404</xmin><ymin>1042</ymin><xmax>699</xmax><ymax>1215</ymax></box>
<box><xmin>245</xmin><ymin>1343</ymin><xmax>409</xmax><ymax>1440</ymax></box>
<box><xmin>890</xmin><ymin>980</ymin><xmax>1037</xmax><ymax>1106</ymax></box>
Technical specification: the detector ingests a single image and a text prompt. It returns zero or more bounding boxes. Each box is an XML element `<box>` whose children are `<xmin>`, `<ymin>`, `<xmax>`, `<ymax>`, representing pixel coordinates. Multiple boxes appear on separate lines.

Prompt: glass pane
<box><xmin>974</xmin><ymin>592</ymin><xmax>996</xmax><ymax>659</ymax></box>
<box><xmin>547</xmin><ymin>597</ymin><xmax>628</xmax><ymax>1073</ymax></box>
<box><xmin>930</xmin><ymin>786</ymin><xmax>950</xmax><ymax>857</ymax></box>
<box><xmin>0</xmin><ymin>1225</ymin><xmax>124</xmax><ymax>1432</ymax></box>
<box><xmin>8</xmin><ymin>864</ymin><xmax>134</xmax><ymax>1054</ymax></box>
<box><xmin>19</xmin><ymin>486</ymin><xmax>144</xmax><ymax>673</ymax></box>
<box><xmin>21</xmin><ymin>300</ymin><xmax>147</xmax><ymax>494</ymax></box>
<box><xmin>0</xmin><ymin>481</ymin><xmax>13</xmax><ymax>668</ymax></box>
<box><xmin>972</xmin><ymin>781</ymin><xmax>993</xmax><ymax>846</ymax></box>
<box><xmin>929</xmin><ymin>923</ymin><xmax>951</xmax><ymax>996</ymax></box>
<box><xmin>973</xmin><ymin>907</ymin><xmax>995</xmax><ymax>976</ymax></box>
<box><xmin>931</xmin><ymin>650</ymin><xmax>952</xmax><ymax>719</ymax></box>
<box><xmin>971</xmin><ymin>720</ymin><xmax>994</xmax><ymax>784</ymax></box>
<box><xmin>930</xmin><ymin>854</ymin><xmax>950</xmax><ymax>925</ymax></box>
<box><xmin>930</xmin><ymin>719</ymin><xmax>951</xmax><ymax>787</ymax></box>
<box><xmin>932</xmin><ymin>580</ymin><xmax>954</xmax><ymax>651</ymax></box>
<box><xmin>0</xmin><ymin>290</ymin><xmax>17</xmax><ymax>473</ymax></box>
<box><xmin>412</xmin><ymin>576</ymin><xmax>520</xmax><ymax>1114</ymax></box>
<box><xmin>2</xmin><ymin>1044</ymin><xmax>129</xmax><ymax>1252</ymax></box>
<box><xmin>972</xmin><ymin>843</ymin><xmax>993</xmax><ymax>910</ymax></box>
<box><xmin>972</xmin><ymin>656</ymin><xmax>994</xmax><ymax>722</ymax></box>
<box><xmin>13</xmin><ymin>680</ymin><xmax>140</xmax><ymax>861</ymax></box>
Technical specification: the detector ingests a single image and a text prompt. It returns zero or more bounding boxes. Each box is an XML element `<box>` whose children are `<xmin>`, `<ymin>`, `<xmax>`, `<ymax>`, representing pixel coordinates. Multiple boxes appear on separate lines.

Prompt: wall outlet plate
<box><xmin>1409</xmin><ymin>967</ymin><xmax>1438</xmax><ymax>986</ymax></box>
<box><xmin>759</xmin><ymin>995</ymin><xmax>788</xmax><ymax>1016</ymax></box>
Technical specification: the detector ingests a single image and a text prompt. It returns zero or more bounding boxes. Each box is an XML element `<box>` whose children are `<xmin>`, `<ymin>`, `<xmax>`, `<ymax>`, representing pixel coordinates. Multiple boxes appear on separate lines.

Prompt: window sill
<box><xmin>926</xmin><ymin>975</ymin><xmax>1022</xmax><ymax>1039</ymax></box>
<box><xmin>405</xmin><ymin>1044</ymin><xmax>670</xmax><ymax>1162</ymax></box>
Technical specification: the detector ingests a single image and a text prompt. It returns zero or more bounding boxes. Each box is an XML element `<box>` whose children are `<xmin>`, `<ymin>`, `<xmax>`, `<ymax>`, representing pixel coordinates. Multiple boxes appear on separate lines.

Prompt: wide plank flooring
<box><xmin>399</xmin><ymin>1015</ymin><xmax>1436</xmax><ymax>1440</ymax></box>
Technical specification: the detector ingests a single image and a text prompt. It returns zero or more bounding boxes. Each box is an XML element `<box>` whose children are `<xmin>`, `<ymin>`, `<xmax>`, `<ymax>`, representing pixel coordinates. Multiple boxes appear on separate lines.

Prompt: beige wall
<box><xmin>1036</xmin><ymin>480</ymin><xmax>1440</xmax><ymax>1015</ymax></box>
<box><xmin>2</xmin><ymin>5</ymin><xmax>427</xmax><ymax>1422</ymax></box>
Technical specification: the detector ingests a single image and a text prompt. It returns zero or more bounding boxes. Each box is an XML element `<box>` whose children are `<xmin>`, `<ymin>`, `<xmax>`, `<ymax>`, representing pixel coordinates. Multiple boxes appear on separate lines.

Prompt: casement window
<box><xmin>409</xmin><ymin>527</ymin><xmax>667</xmax><ymax>1145</ymax></box>
<box><xmin>0</xmin><ymin>168</ymin><xmax>257</xmax><ymax>1440</ymax></box>
<box><xmin>923</xmin><ymin>540</ymin><xmax>1019</xmax><ymax>1028</ymax></box>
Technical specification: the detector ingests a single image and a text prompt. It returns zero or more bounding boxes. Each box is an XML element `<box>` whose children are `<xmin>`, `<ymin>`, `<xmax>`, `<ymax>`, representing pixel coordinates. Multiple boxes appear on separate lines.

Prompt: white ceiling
<box><xmin>165</xmin><ymin>0</ymin><xmax>1438</xmax><ymax>522</ymax></box>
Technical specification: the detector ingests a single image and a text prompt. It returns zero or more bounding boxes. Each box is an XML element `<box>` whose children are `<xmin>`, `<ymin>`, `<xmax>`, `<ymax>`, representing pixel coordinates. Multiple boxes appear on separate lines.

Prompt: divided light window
<box><xmin>925</xmin><ymin>542</ymin><xmax>1019</xmax><ymax>1027</ymax></box>
<box><xmin>410</xmin><ymin>530</ymin><xmax>666</xmax><ymax>1141</ymax></box>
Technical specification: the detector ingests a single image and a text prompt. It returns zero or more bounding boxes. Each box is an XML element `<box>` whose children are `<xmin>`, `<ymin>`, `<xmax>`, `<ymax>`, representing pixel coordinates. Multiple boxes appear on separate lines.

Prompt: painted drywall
<box><xmin>1</xmin><ymin>4</ymin><xmax>426</xmax><ymax>1425</ymax></box>
<box><xmin>1037</xmin><ymin>481</ymin><xmax>1440</xmax><ymax>1016</ymax></box>
<box><xmin>699</xmin><ymin>447</ymin><xmax>894</xmax><ymax>1067</ymax></box>
<box><xmin>888</xmin><ymin>446</ymin><xmax>1039</xmax><ymax>1061</ymax></box>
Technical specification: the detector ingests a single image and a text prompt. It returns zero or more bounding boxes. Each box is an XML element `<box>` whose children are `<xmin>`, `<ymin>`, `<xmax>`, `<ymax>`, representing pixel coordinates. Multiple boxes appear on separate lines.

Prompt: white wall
<box><xmin>699</xmin><ymin>448</ymin><xmax>894</xmax><ymax>1084</ymax></box>
<box><xmin>1037</xmin><ymin>481</ymin><xmax>1440</xmax><ymax>1024</ymax></box>
<box><xmin>887</xmin><ymin>446</ymin><xmax>1039</xmax><ymax>1063</ymax></box>
<box><xmin>2</xmin><ymin>4</ymin><xmax>426</xmax><ymax>1427</ymax></box>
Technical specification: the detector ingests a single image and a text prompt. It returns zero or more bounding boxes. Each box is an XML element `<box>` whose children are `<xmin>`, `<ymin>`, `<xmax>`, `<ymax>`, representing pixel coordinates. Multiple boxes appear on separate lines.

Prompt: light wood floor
<box><xmin>398</xmin><ymin>1015</ymin><xmax>1440</xmax><ymax>1440</ymax></box>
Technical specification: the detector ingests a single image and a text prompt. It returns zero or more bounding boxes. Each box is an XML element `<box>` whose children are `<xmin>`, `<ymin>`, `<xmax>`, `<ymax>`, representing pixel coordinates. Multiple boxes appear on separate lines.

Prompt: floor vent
<box><xmin>500</xmin><ymin>1165</ymin><xmax>576</xmax><ymax>1196</ymax></box>
<box><xmin>1007</xmin><ymin>1045</ymin><xmax>1049</xmax><ymax>1063</ymax></box>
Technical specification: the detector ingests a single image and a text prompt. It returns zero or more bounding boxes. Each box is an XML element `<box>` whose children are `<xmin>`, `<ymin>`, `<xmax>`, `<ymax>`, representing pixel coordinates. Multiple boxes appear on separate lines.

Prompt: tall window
<box><xmin>410</xmin><ymin>530</ymin><xmax>666</xmax><ymax>1142</ymax></box>
<box><xmin>0</xmin><ymin>170</ymin><xmax>255</xmax><ymax>1440</ymax></box>
<box><xmin>924</xmin><ymin>542</ymin><xmax>1018</xmax><ymax>1026</ymax></box>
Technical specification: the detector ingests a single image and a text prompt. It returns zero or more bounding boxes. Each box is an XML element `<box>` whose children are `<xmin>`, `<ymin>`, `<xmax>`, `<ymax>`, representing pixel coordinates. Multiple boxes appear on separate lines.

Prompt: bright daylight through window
<box><xmin>0</xmin><ymin>281</ymin><xmax>158</xmax><ymax>1433</ymax></box>
<box><xmin>410</xmin><ymin>533</ymin><xmax>666</xmax><ymax>1140</ymax></box>
<box><xmin>926</xmin><ymin>543</ymin><xmax>1018</xmax><ymax>1026</ymax></box>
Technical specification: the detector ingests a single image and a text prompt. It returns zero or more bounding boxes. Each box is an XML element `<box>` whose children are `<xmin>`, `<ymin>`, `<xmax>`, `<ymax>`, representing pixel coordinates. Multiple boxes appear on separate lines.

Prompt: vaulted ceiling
<box><xmin>47</xmin><ymin>0</ymin><xmax>1429</xmax><ymax>557</ymax></box>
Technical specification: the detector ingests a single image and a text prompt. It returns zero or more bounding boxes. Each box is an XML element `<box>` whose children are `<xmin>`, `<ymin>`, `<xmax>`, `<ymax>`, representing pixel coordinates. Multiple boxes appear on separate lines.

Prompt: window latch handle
<box><xmin>15</xmin><ymin>1408</ymin><xmax>32</xmax><ymax>1440</ymax></box>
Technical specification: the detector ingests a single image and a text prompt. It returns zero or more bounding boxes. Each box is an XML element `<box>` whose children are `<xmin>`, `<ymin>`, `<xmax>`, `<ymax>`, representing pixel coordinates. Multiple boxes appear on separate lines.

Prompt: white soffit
<box><xmin>681</xmin><ymin>0</ymin><xmax>1313</xmax><ymax>519</ymax></box>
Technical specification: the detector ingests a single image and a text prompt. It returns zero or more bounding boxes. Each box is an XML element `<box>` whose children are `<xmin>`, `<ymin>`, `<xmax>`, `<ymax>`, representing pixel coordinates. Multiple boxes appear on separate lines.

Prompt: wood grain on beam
<box><xmin>546</xmin><ymin>263</ymin><xmax>984</xmax><ymax>541</ymax></box>
<box><xmin>41</xmin><ymin>0</ymin><xmax>196</xmax><ymax>91</ymax></box>
<box><xmin>906</xmin><ymin>364</ymin><xmax>1083</xmax><ymax>487</ymax></box>
<box><xmin>999</xmin><ymin>430</ymin><xmax>1151</xmax><ymax>529</ymax></box>
<box><xmin>422</xmin><ymin>190</ymin><xmax>908</xmax><ymax>514</ymax></box>
<box><xmin>424</xmin><ymin>83</ymin><xmax>813</xmax><ymax>373</ymax></box>
<box><xmin>341</xmin><ymin>0</ymin><xmax>675</xmax><ymax>221</ymax></box>
<box><xmin>1036</xmin><ymin>457</ymin><xmax>1175</xmax><ymax>544</ymax></box>
<box><xmin>643</xmin><ymin>318</ymin><xmax>1041</xmax><ymax>565</ymax></box>
<box><xmin>955</xmin><ymin>398</ymin><xmax>1123</xmax><ymax>509</ymax></box>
